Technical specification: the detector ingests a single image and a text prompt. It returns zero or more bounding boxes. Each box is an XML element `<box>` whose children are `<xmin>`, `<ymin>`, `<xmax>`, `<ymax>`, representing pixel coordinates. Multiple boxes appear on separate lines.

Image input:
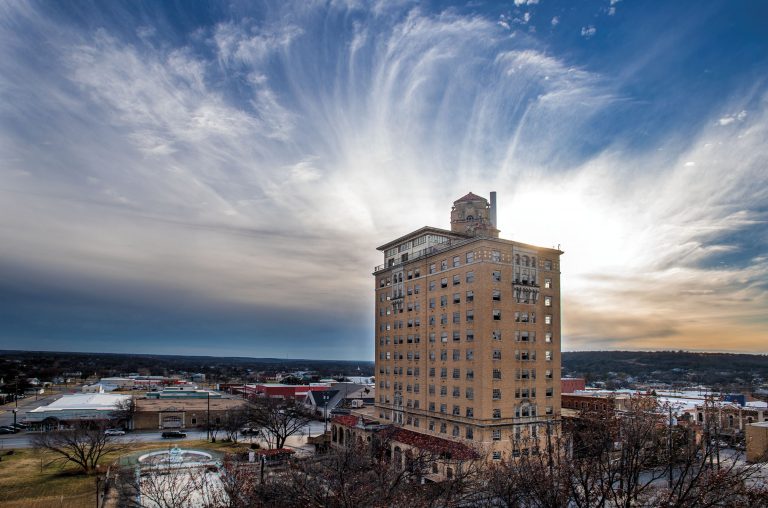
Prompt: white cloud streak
<box><xmin>0</xmin><ymin>2</ymin><xmax>766</xmax><ymax>357</ymax></box>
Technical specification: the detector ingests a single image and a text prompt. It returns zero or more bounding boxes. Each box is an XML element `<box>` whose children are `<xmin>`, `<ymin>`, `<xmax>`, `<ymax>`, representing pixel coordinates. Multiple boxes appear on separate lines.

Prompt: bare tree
<box><xmin>250</xmin><ymin>398</ymin><xmax>312</xmax><ymax>449</ymax></box>
<box><xmin>31</xmin><ymin>422</ymin><xmax>126</xmax><ymax>474</ymax></box>
<box><xmin>220</xmin><ymin>408</ymin><xmax>250</xmax><ymax>444</ymax></box>
<box><xmin>111</xmin><ymin>396</ymin><xmax>136</xmax><ymax>429</ymax></box>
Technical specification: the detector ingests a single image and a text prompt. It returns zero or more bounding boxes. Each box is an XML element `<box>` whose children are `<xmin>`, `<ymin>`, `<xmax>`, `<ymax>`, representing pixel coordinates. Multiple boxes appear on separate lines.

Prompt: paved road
<box><xmin>0</xmin><ymin>420</ymin><xmax>329</xmax><ymax>450</ymax></box>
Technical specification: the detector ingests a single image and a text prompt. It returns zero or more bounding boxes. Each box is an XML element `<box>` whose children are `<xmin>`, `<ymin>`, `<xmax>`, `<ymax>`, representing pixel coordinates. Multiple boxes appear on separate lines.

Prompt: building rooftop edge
<box><xmin>376</xmin><ymin>224</ymin><xmax>565</xmax><ymax>255</ymax></box>
<box><xmin>376</xmin><ymin>226</ymin><xmax>469</xmax><ymax>251</ymax></box>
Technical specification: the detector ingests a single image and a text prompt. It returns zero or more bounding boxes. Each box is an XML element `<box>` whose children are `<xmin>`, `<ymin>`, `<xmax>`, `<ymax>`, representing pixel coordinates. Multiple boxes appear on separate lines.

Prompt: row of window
<box><xmin>379</xmin><ymin>311</ymin><xmax>554</xmax><ymax>331</ymax></box>
<box><xmin>378</xmin><ymin>329</ymin><xmax>553</xmax><ymax>346</ymax></box>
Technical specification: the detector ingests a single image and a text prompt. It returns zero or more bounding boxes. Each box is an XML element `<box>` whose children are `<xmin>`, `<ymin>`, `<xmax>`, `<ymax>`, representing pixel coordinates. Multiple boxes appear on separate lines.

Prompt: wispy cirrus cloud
<box><xmin>0</xmin><ymin>1</ymin><xmax>766</xmax><ymax>358</ymax></box>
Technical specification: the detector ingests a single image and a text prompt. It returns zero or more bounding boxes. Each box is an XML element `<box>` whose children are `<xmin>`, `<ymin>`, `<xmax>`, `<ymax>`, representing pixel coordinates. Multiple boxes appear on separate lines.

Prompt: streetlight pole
<box><xmin>324</xmin><ymin>396</ymin><xmax>329</xmax><ymax>434</ymax></box>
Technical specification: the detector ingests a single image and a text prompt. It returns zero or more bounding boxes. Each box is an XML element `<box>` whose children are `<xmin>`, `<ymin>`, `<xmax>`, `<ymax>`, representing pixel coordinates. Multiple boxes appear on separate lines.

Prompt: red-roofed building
<box><xmin>242</xmin><ymin>383</ymin><xmax>330</xmax><ymax>400</ymax></box>
<box><xmin>331</xmin><ymin>415</ymin><xmax>477</xmax><ymax>480</ymax></box>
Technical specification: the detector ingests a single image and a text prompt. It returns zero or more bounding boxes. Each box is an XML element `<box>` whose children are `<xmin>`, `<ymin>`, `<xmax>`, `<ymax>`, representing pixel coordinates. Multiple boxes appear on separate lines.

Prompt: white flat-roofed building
<box><xmin>24</xmin><ymin>393</ymin><xmax>131</xmax><ymax>426</ymax></box>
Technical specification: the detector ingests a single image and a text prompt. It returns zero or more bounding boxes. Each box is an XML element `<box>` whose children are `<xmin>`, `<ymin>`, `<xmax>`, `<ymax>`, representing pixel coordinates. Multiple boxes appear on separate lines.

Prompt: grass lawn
<box><xmin>0</xmin><ymin>439</ymin><xmax>243</xmax><ymax>508</ymax></box>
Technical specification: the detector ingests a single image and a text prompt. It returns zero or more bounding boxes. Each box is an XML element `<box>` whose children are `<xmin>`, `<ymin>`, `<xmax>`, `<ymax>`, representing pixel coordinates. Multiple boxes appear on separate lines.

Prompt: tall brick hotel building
<box><xmin>373</xmin><ymin>192</ymin><xmax>563</xmax><ymax>459</ymax></box>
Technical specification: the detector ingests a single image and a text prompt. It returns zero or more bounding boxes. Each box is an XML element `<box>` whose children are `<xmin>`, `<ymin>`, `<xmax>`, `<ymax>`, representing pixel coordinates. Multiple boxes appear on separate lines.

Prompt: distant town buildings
<box><xmin>369</xmin><ymin>192</ymin><xmax>563</xmax><ymax>460</ymax></box>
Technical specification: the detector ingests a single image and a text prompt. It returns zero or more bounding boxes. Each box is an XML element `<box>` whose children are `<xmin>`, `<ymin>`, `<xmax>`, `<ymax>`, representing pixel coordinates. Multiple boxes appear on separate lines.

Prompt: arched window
<box><xmin>515</xmin><ymin>254</ymin><xmax>520</xmax><ymax>265</ymax></box>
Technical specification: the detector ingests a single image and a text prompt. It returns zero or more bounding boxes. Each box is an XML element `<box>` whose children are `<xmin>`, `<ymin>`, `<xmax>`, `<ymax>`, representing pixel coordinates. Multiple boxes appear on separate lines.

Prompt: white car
<box><xmin>105</xmin><ymin>428</ymin><xmax>126</xmax><ymax>436</ymax></box>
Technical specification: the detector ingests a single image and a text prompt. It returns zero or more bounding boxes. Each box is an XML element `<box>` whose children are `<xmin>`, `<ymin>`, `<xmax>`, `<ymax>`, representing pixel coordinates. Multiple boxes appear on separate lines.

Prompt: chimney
<box><xmin>490</xmin><ymin>191</ymin><xmax>497</xmax><ymax>228</ymax></box>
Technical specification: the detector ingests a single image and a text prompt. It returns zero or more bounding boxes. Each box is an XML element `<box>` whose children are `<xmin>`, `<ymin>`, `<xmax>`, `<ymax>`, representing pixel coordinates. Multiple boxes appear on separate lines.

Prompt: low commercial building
<box><xmin>133</xmin><ymin>397</ymin><xmax>247</xmax><ymax>430</ymax></box>
<box><xmin>746</xmin><ymin>422</ymin><xmax>768</xmax><ymax>463</ymax></box>
<box><xmin>561</xmin><ymin>378</ymin><xmax>586</xmax><ymax>394</ymax></box>
<box><xmin>242</xmin><ymin>383</ymin><xmax>330</xmax><ymax>400</ymax></box>
<box><xmin>24</xmin><ymin>393</ymin><xmax>131</xmax><ymax>428</ymax></box>
<box><xmin>145</xmin><ymin>386</ymin><xmax>220</xmax><ymax>399</ymax></box>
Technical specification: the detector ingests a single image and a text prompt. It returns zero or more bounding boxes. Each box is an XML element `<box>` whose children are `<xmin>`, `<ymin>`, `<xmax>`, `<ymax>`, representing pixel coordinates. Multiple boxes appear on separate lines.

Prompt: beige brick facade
<box><xmin>374</xmin><ymin>193</ymin><xmax>562</xmax><ymax>460</ymax></box>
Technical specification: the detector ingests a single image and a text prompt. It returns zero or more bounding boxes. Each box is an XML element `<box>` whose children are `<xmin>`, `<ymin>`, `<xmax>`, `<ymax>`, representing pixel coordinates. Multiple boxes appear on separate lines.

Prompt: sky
<box><xmin>1</xmin><ymin>0</ymin><xmax>766</xmax><ymax>361</ymax></box>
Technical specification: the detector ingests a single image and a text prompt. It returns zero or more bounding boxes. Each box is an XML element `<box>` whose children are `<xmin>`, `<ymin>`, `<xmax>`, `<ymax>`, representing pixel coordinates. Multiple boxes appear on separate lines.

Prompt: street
<box><xmin>0</xmin><ymin>420</ymin><xmax>329</xmax><ymax>450</ymax></box>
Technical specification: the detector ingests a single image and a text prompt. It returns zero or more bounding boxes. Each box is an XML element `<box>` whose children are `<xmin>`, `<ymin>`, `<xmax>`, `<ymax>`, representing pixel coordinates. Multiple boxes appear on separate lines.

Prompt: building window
<box><xmin>544</xmin><ymin>296</ymin><xmax>552</xmax><ymax>307</ymax></box>
<box><xmin>453</xmin><ymin>312</ymin><xmax>460</xmax><ymax>324</ymax></box>
<box><xmin>440</xmin><ymin>295</ymin><xmax>447</xmax><ymax>307</ymax></box>
<box><xmin>545</xmin><ymin>315</ymin><xmax>552</xmax><ymax>325</ymax></box>
<box><xmin>492</xmin><ymin>271</ymin><xmax>501</xmax><ymax>282</ymax></box>
<box><xmin>414</xmin><ymin>268</ymin><xmax>421</xmax><ymax>278</ymax></box>
<box><xmin>492</xmin><ymin>451</ymin><xmax>502</xmax><ymax>460</ymax></box>
<box><xmin>491</xmin><ymin>250</ymin><xmax>501</xmax><ymax>262</ymax></box>
<box><xmin>493</xmin><ymin>409</ymin><xmax>501</xmax><ymax>419</ymax></box>
<box><xmin>440</xmin><ymin>314</ymin><xmax>448</xmax><ymax>325</ymax></box>
<box><xmin>545</xmin><ymin>351</ymin><xmax>552</xmax><ymax>361</ymax></box>
<box><xmin>492</xmin><ymin>350</ymin><xmax>501</xmax><ymax>360</ymax></box>
<box><xmin>429</xmin><ymin>263</ymin><xmax>436</xmax><ymax>274</ymax></box>
<box><xmin>466</xmin><ymin>290</ymin><xmax>474</xmax><ymax>302</ymax></box>
<box><xmin>441</xmin><ymin>332</ymin><xmax>448</xmax><ymax>343</ymax></box>
<box><xmin>440</xmin><ymin>350</ymin><xmax>447</xmax><ymax>361</ymax></box>
<box><xmin>466</xmin><ymin>369</ymin><xmax>474</xmax><ymax>380</ymax></box>
<box><xmin>452</xmin><ymin>349</ymin><xmax>460</xmax><ymax>361</ymax></box>
<box><xmin>440</xmin><ymin>405</ymin><xmax>447</xmax><ymax>415</ymax></box>
<box><xmin>441</xmin><ymin>259</ymin><xmax>448</xmax><ymax>270</ymax></box>
<box><xmin>453</xmin><ymin>256</ymin><xmax>460</xmax><ymax>267</ymax></box>
<box><xmin>492</xmin><ymin>429</ymin><xmax>501</xmax><ymax>441</ymax></box>
<box><xmin>429</xmin><ymin>281</ymin><xmax>436</xmax><ymax>291</ymax></box>
<box><xmin>545</xmin><ymin>333</ymin><xmax>552</xmax><ymax>343</ymax></box>
<box><xmin>493</xmin><ymin>369</ymin><xmax>502</xmax><ymax>380</ymax></box>
<box><xmin>492</xmin><ymin>330</ymin><xmax>502</xmax><ymax>341</ymax></box>
<box><xmin>453</xmin><ymin>293</ymin><xmax>461</xmax><ymax>304</ymax></box>
<box><xmin>466</xmin><ymin>252</ymin><xmax>474</xmax><ymax>263</ymax></box>
<box><xmin>493</xmin><ymin>309</ymin><xmax>501</xmax><ymax>320</ymax></box>
<box><xmin>546</xmin><ymin>387</ymin><xmax>553</xmax><ymax>397</ymax></box>
<box><xmin>453</xmin><ymin>274</ymin><xmax>460</xmax><ymax>285</ymax></box>
<box><xmin>429</xmin><ymin>383</ymin><xmax>435</xmax><ymax>393</ymax></box>
<box><xmin>467</xmin><ymin>427</ymin><xmax>474</xmax><ymax>439</ymax></box>
<box><xmin>441</xmin><ymin>277</ymin><xmax>448</xmax><ymax>288</ymax></box>
<box><xmin>493</xmin><ymin>389</ymin><xmax>501</xmax><ymax>400</ymax></box>
<box><xmin>492</xmin><ymin>289</ymin><xmax>501</xmax><ymax>301</ymax></box>
<box><xmin>466</xmin><ymin>271</ymin><xmax>475</xmax><ymax>283</ymax></box>
<box><xmin>429</xmin><ymin>420</ymin><xmax>435</xmax><ymax>431</ymax></box>
<box><xmin>466</xmin><ymin>330</ymin><xmax>474</xmax><ymax>342</ymax></box>
<box><xmin>466</xmin><ymin>387</ymin><xmax>475</xmax><ymax>399</ymax></box>
<box><xmin>453</xmin><ymin>386</ymin><xmax>460</xmax><ymax>398</ymax></box>
<box><xmin>453</xmin><ymin>368</ymin><xmax>460</xmax><ymax>379</ymax></box>
<box><xmin>545</xmin><ymin>369</ymin><xmax>552</xmax><ymax>379</ymax></box>
<box><xmin>453</xmin><ymin>330</ymin><xmax>460</xmax><ymax>342</ymax></box>
<box><xmin>466</xmin><ymin>349</ymin><xmax>474</xmax><ymax>360</ymax></box>
<box><xmin>544</xmin><ymin>278</ymin><xmax>551</xmax><ymax>289</ymax></box>
<box><xmin>440</xmin><ymin>422</ymin><xmax>447</xmax><ymax>433</ymax></box>
<box><xmin>466</xmin><ymin>310</ymin><xmax>474</xmax><ymax>323</ymax></box>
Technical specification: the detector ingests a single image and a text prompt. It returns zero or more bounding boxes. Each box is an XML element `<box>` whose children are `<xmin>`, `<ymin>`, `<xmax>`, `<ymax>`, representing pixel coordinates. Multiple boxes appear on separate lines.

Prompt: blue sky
<box><xmin>1</xmin><ymin>1</ymin><xmax>766</xmax><ymax>360</ymax></box>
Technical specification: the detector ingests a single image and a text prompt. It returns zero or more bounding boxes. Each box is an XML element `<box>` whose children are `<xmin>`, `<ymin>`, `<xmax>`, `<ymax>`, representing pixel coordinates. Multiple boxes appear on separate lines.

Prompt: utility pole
<box><xmin>207</xmin><ymin>390</ymin><xmax>211</xmax><ymax>441</ymax></box>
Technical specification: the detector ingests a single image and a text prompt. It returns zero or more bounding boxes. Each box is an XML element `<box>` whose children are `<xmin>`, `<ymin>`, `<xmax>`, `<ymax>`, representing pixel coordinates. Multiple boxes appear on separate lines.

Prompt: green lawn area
<box><xmin>0</xmin><ymin>440</ymin><xmax>242</xmax><ymax>508</ymax></box>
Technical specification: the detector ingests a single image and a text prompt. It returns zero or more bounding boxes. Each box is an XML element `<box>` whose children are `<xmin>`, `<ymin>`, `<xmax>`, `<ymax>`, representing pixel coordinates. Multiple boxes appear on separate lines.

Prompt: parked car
<box><xmin>105</xmin><ymin>428</ymin><xmax>126</xmax><ymax>436</ymax></box>
<box><xmin>240</xmin><ymin>427</ymin><xmax>260</xmax><ymax>436</ymax></box>
<box><xmin>11</xmin><ymin>423</ymin><xmax>28</xmax><ymax>429</ymax></box>
<box><xmin>0</xmin><ymin>426</ymin><xmax>18</xmax><ymax>433</ymax></box>
<box><xmin>161</xmin><ymin>431</ymin><xmax>187</xmax><ymax>438</ymax></box>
